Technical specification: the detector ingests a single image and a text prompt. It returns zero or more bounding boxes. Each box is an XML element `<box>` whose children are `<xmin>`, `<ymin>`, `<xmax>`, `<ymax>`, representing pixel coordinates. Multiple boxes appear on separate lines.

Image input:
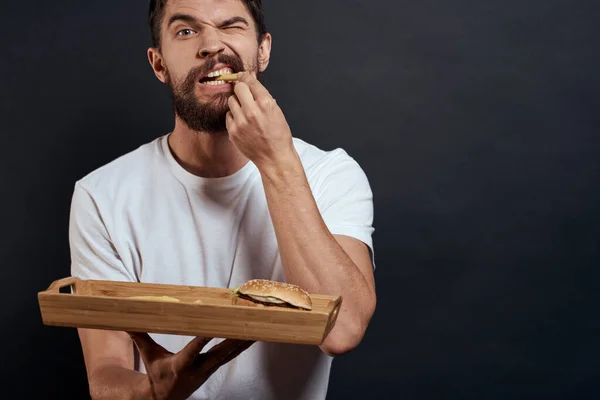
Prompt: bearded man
<box><xmin>69</xmin><ymin>1</ymin><xmax>377</xmax><ymax>399</ymax></box>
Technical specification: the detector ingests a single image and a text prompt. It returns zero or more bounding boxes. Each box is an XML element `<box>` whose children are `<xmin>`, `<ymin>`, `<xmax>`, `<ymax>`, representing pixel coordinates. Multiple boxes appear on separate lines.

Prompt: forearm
<box><xmin>89</xmin><ymin>365</ymin><xmax>150</xmax><ymax>400</ymax></box>
<box><xmin>259</xmin><ymin>151</ymin><xmax>375</xmax><ymax>353</ymax></box>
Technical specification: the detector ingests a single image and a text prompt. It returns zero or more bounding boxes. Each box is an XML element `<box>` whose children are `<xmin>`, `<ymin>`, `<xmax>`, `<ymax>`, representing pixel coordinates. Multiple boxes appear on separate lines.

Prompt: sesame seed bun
<box><xmin>235</xmin><ymin>279</ymin><xmax>313</xmax><ymax>310</ymax></box>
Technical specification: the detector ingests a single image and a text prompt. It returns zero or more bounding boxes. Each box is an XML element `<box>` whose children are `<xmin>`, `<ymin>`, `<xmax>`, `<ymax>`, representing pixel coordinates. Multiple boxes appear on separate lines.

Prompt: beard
<box><xmin>166</xmin><ymin>53</ymin><xmax>259</xmax><ymax>135</ymax></box>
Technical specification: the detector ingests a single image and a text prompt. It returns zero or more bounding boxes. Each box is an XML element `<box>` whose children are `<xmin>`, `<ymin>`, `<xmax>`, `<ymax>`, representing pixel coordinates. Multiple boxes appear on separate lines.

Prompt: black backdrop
<box><xmin>2</xmin><ymin>0</ymin><xmax>599</xmax><ymax>398</ymax></box>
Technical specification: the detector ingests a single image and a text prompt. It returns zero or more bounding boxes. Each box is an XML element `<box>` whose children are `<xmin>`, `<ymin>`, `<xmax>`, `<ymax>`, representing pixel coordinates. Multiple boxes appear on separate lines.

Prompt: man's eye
<box><xmin>177</xmin><ymin>29</ymin><xmax>195</xmax><ymax>36</ymax></box>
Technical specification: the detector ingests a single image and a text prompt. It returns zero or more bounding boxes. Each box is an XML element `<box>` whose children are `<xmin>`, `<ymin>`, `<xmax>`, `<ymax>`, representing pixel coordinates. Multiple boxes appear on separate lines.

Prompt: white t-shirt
<box><xmin>69</xmin><ymin>133</ymin><xmax>375</xmax><ymax>400</ymax></box>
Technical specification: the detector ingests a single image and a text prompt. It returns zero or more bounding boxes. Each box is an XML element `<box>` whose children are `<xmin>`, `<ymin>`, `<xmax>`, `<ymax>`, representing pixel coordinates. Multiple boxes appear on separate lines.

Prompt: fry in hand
<box><xmin>216</xmin><ymin>73</ymin><xmax>240</xmax><ymax>82</ymax></box>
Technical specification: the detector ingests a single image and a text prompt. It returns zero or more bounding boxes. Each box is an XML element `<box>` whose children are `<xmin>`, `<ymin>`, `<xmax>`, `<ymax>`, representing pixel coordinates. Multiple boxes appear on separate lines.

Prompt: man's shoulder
<box><xmin>75</xmin><ymin>135</ymin><xmax>166</xmax><ymax>195</ymax></box>
<box><xmin>292</xmin><ymin>137</ymin><xmax>367</xmax><ymax>184</ymax></box>
<box><xmin>292</xmin><ymin>137</ymin><xmax>357</xmax><ymax>171</ymax></box>
<box><xmin>292</xmin><ymin>137</ymin><xmax>372</xmax><ymax>200</ymax></box>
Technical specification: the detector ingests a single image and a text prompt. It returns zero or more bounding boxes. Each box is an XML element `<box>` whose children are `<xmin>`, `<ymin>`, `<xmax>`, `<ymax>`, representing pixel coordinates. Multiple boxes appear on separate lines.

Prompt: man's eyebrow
<box><xmin>167</xmin><ymin>13</ymin><xmax>199</xmax><ymax>28</ymax></box>
<box><xmin>219</xmin><ymin>16</ymin><xmax>249</xmax><ymax>28</ymax></box>
<box><xmin>167</xmin><ymin>14</ymin><xmax>248</xmax><ymax>30</ymax></box>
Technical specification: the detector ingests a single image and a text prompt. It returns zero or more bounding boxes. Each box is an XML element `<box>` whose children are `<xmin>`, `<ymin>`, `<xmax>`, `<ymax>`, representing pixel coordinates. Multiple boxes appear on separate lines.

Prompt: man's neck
<box><xmin>167</xmin><ymin>118</ymin><xmax>249</xmax><ymax>178</ymax></box>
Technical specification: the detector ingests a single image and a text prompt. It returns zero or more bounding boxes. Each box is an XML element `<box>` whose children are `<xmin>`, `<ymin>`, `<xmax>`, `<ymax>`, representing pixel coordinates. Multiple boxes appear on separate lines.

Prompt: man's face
<box><xmin>149</xmin><ymin>0</ymin><xmax>271</xmax><ymax>134</ymax></box>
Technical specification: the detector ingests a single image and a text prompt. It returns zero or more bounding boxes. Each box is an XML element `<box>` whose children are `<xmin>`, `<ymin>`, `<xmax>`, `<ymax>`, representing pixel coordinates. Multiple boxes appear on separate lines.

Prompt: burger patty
<box><xmin>237</xmin><ymin>293</ymin><xmax>298</xmax><ymax>309</ymax></box>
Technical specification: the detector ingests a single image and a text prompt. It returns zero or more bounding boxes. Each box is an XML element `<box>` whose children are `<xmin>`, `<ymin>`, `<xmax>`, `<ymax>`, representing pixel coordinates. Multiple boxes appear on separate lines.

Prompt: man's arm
<box><xmin>78</xmin><ymin>329</ymin><xmax>149</xmax><ymax>400</ymax></box>
<box><xmin>69</xmin><ymin>183</ymin><xmax>254</xmax><ymax>399</ymax></box>
<box><xmin>69</xmin><ymin>183</ymin><xmax>148</xmax><ymax>398</ymax></box>
<box><xmin>227</xmin><ymin>74</ymin><xmax>377</xmax><ymax>356</ymax></box>
<box><xmin>259</xmin><ymin>153</ymin><xmax>376</xmax><ymax>356</ymax></box>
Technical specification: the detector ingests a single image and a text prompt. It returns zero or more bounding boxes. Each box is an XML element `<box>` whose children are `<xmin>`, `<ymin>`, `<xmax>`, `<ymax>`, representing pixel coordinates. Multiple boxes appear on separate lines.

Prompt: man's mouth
<box><xmin>199</xmin><ymin>67</ymin><xmax>233</xmax><ymax>86</ymax></box>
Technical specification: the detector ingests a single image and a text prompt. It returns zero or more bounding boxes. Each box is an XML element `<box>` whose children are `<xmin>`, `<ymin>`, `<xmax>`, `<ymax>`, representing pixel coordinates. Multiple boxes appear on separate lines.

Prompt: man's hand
<box><xmin>226</xmin><ymin>72</ymin><xmax>296</xmax><ymax>170</ymax></box>
<box><xmin>129</xmin><ymin>332</ymin><xmax>254</xmax><ymax>400</ymax></box>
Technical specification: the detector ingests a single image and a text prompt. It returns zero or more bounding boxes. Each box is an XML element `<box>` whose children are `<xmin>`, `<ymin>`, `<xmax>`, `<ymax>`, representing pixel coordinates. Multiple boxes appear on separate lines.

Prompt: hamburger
<box><xmin>232</xmin><ymin>279</ymin><xmax>313</xmax><ymax>311</ymax></box>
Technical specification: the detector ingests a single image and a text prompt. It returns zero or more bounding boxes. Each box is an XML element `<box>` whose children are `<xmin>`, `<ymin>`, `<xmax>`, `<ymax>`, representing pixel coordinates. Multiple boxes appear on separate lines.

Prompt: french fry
<box><xmin>216</xmin><ymin>73</ymin><xmax>240</xmax><ymax>82</ymax></box>
<box><xmin>127</xmin><ymin>295</ymin><xmax>181</xmax><ymax>303</ymax></box>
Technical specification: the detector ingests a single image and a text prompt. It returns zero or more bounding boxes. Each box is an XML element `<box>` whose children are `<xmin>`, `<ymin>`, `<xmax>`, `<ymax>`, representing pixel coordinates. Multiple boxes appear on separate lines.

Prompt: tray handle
<box><xmin>45</xmin><ymin>277</ymin><xmax>81</xmax><ymax>294</ymax></box>
<box><xmin>321</xmin><ymin>296</ymin><xmax>343</xmax><ymax>342</ymax></box>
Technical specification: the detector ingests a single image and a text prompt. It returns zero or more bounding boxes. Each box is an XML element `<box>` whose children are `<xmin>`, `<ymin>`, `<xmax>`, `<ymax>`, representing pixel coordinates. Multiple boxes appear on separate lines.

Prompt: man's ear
<box><xmin>258</xmin><ymin>33</ymin><xmax>272</xmax><ymax>73</ymax></box>
<box><xmin>147</xmin><ymin>47</ymin><xmax>168</xmax><ymax>83</ymax></box>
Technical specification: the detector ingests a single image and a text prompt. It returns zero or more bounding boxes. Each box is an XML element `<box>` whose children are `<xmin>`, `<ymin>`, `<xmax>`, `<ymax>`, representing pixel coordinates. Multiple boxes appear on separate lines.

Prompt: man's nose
<box><xmin>199</xmin><ymin>30</ymin><xmax>225</xmax><ymax>58</ymax></box>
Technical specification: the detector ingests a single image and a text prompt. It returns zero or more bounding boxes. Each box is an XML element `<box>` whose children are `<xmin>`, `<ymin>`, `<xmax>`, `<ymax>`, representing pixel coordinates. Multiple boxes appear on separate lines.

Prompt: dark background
<box><xmin>1</xmin><ymin>0</ymin><xmax>599</xmax><ymax>398</ymax></box>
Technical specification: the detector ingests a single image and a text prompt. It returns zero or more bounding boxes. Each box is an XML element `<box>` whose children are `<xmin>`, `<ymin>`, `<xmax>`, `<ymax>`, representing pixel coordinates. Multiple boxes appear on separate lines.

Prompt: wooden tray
<box><xmin>38</xmin><ymin>277</ymin><xmax>342</xmax><ymax>346</ymax></box>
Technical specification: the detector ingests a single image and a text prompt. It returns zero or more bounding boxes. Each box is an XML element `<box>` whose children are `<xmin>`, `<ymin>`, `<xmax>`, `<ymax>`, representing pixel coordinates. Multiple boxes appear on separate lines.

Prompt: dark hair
<box><xmin>148</xmin><ymin>0</ymin><xmax>268</xmax><ymax>48</ymax></box>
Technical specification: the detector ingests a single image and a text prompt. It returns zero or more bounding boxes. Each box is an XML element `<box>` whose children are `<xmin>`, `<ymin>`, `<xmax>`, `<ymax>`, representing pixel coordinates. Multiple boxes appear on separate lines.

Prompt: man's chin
<box><xmin>177</xmin><ymin>110</ymin><xmax>229</xmax><ymax>134</ymax></box>
<box><xmin>171</xmin><ymin>89</ymin><xmax>232</xmax><ymax>134</ymax></box>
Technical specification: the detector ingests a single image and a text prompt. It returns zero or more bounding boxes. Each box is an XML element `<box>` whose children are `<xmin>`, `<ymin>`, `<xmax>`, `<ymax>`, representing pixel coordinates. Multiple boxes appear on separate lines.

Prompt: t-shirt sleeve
<box><xmin>314</xmin><ymin>150</ymin><xmax>376</xmax><ymax>269</ymax></box>
<box><xmin>69</xmin><ymin>182</ymin><xmax>137</xmax><ymax>282</ymax></box>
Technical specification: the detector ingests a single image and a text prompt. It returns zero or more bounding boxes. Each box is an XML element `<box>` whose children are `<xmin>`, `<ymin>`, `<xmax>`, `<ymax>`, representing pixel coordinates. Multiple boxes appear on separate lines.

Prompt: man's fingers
<box><xmin>128</xmin><ymin>332</ymin><xmax>171</xmax><ymax>364</ymax></box>
<box><xmin>200</xmin><ymin>339</ymin><xmax>255</xmax><ymax>373</ymax></box>
<box><xmin>173</xmin><ymin>336</ymin><xmax>214</xmax><ymax>370</ymax></box>
<box><xmin>227</xmin><ymin>95</ymin><xmax>244</xmax><ymax>122</ymax></box>
<box><xmin>233</xmin><ymin>80</ymin><xmax>256</xmax><ymax>105</ymax></box>
<box><xmin>233</xmin><ymin>82</ymin><xmax>262</xmax><ymax>121</ymax></box>
<box><xmin>183</xmin><ymin>336</ymin><xmax>213</xmax><ymax>355</ymax></box>
<box><xmin>217</xmin><ymin>340</ymin><xmax>255</xmax><ymax>366</ymax></box>
<box><xmin>235</xmin><ymin>72</ymin><xmax>272</xmax><ymax>106</ymax></box>
<box><xmin>225</xmin><ymin>111</ymin><xmax>235</xmax><ymax>132</ymax></box>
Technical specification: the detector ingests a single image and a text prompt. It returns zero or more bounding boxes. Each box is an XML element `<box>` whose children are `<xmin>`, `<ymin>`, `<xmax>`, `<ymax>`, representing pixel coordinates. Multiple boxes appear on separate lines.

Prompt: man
<box><xmin>69</xmin><ymin>0</ymin><xmax>377</xmax><ymax>399</ymax></box>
